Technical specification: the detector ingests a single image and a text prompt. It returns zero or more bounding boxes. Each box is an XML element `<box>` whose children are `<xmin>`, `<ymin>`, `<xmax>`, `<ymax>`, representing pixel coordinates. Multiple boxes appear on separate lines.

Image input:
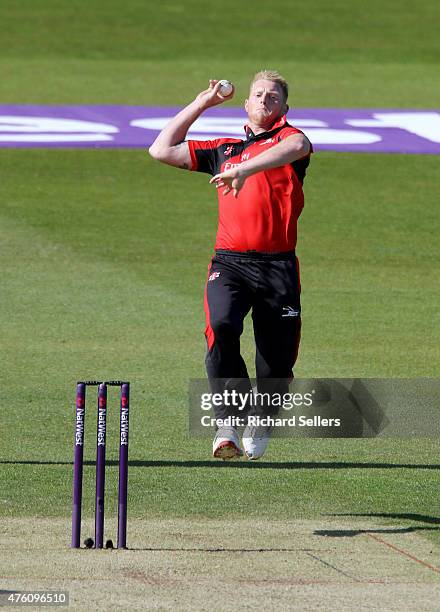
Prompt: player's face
<box><xmin>245</xmin><ymin>80</ymin><xmax>287</xmax><ymax>129</ymax></box>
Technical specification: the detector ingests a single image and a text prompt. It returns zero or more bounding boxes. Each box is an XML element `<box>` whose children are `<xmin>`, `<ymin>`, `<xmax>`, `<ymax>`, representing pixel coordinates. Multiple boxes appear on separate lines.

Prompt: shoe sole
<box><xmin>213</xmin><ymin>441</ymin><xmax>243</xmax><ymax>461</ymax></box>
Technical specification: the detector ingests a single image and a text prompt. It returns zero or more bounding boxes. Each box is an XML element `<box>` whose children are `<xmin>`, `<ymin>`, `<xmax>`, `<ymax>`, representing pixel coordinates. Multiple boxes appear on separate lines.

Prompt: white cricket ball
<box><xmin>218</xmin><ymin>79</ymin><xmax>233</xmax><ymax>97</ymax></box>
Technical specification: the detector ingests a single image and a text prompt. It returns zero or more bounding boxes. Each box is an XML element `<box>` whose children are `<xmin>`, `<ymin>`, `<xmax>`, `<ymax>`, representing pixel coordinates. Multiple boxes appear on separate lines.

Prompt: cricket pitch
<box><xmin>1</xmin><ymin>517</ymin><xmax>439</xmax><ymax>610</ymax></box>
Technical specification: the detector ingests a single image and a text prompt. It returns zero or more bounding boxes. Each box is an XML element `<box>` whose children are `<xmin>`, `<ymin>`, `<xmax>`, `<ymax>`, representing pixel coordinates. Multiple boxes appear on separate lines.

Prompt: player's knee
<box><xmin>210</xmin><ymin>315</ymin><xmax>241</xmax><ymax>339</ymax></box>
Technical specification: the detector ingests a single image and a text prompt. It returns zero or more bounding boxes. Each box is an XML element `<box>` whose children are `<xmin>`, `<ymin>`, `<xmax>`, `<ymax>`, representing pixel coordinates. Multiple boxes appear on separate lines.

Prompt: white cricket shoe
<box><xmin>242</xmin><ymin>424</ymin><xmax>272</xmax><ymax>460</ymax></box>
<box><xmin>212</xmin><ymin>427</ymin><xmax>243</xmax><ymax>460</ymax></box>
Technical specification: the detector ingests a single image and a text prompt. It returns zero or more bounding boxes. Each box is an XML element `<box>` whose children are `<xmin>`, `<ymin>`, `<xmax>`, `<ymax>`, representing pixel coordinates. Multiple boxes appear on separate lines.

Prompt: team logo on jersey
<box><xmin>223</xmin><ymin>162</ymin><xmax>241</xmax><ymax>171</ymax></box>
<box><xmin>208</xmin><ymin>271</ymin><xmax>221</xmax><ymax>281</ymax></box>
<box><xmin>259</xmin><ymin>137</ymin><xmax>275</xmax><ymax>146</ymax></box>
<box><xmin>224</xmin><ymin>145</ymin><xmax>234</xmax><ymax>156</ymax></box>
<box><xmin>282</xmin><ymin>306</ymin><xmax>300</xmax><ymax>317</ymax></box>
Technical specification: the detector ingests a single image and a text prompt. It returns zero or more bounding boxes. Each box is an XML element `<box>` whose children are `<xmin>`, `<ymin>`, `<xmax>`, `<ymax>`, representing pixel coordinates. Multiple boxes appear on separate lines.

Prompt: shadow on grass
<box><xmin>126</xmin><ymin>547</ymin><xmax>306</xmax><ymax>552</ymax></box>
<box><xmin>1</xmin><ymin>460</ymin><xmax>439</xmax><ymax>470</ymax></box>
<box><xmin>314</xmin><ymin>512</ymin><xmax>440</xmax><ymax>536</ymax></box>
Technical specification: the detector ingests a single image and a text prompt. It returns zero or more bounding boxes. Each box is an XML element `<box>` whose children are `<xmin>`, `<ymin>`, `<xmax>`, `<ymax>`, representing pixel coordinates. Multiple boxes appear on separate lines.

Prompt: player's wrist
<box><xmin>192</xmin><ymin>96</ymin><xmax>209</xmax><ymax>113</ymax></box>
<box><xmin>237</xmin><ymin>164</ymin><xmax>253</xmax><ymax>179</ymax></box>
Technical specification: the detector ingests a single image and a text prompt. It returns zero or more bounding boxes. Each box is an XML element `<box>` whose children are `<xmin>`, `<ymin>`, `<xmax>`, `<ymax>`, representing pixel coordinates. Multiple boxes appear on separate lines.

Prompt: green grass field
<box><xmin>1</xmin><ymin>0</ymin><xmax>440</xmax><ymax>107</ymax></box>
<box><xmin>1</xmin><ymin>1</ymin><xmax>439</xmax><ymax>609</ymax></box>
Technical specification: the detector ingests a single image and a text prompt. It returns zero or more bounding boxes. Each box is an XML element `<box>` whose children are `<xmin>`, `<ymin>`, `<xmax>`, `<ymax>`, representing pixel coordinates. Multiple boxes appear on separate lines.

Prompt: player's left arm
<box><xmin>210</xmin><ymin>133</ymin><xmax>310</xmax><ymax>197</ymax></box>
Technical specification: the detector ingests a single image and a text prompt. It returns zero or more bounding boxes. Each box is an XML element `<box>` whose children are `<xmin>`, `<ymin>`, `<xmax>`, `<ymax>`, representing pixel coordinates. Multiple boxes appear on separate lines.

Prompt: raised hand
<box><xmin>196</xmin><ymin>79</ymin><xmax>235</xmax><ymax>110</ymax></box>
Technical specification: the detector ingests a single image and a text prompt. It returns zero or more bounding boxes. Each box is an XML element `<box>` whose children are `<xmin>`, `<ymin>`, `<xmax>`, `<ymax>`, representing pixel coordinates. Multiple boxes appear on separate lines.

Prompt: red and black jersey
<box><xmin>188</xmin><ymin>115</ymin><xmax>312</xmax><ymax>253</ymax></box>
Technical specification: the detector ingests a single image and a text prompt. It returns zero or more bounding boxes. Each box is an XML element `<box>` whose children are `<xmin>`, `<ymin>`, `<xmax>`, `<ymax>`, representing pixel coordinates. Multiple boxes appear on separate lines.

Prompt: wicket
<box><xmin>71</xmin><ymin>380</ymin><xmax>130</xmax><ymax>549</ymax></box>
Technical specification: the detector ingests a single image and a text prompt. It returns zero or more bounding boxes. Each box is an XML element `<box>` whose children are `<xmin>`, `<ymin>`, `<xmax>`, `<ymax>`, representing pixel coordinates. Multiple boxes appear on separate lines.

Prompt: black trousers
<box><xmin>204</xmin><ymin>250</ymin><xmax>301</xmax><ymax>421</ymax></box>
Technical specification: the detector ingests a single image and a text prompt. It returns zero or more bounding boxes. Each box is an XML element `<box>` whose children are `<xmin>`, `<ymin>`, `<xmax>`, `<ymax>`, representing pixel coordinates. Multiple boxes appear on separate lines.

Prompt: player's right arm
<box><xmin>148</xmin><ymin>80</ymin><xmax>234</xmax><ymax>170</ymax></box>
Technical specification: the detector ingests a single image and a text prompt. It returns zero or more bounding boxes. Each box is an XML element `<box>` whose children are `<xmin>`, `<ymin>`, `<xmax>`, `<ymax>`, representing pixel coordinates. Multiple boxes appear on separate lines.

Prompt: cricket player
<box><xmin>149</xmin><ymin>70</ymin><xmax>312</xmax><ymax>460</ymax></box>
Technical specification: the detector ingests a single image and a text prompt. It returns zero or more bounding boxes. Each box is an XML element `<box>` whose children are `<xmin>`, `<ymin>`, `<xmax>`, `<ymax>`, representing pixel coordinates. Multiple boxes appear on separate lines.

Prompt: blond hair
<box><xmin>250</xmin><ymin>70</ymin><xmax>289</xmax><ymax>102</ymax></box>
